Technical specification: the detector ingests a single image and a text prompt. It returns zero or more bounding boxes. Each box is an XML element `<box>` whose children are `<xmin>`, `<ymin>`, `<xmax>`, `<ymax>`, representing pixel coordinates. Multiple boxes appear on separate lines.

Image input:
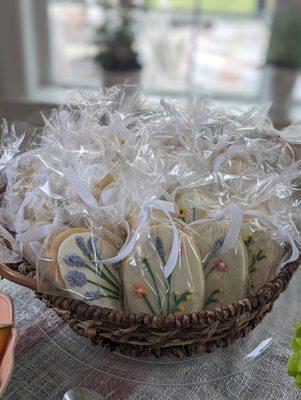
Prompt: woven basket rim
<box><xmin>15</xmin><ymin>257</ymin><xmax>300</xmax><ymax>329</ymax></box>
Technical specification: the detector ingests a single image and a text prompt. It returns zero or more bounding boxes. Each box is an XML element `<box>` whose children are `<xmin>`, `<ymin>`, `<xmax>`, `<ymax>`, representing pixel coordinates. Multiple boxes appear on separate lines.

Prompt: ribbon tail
<box><xmin>220</xmin><ymin>204</ymin><xmax>243</xmax><ymax>254</ymax></box>
<box><xmin>163</xmin><ymin>220</ymin><xmax>180</xmax><ymax>278</ymax></box>
<box><xmin>101</xmin><ymin>199</ymin><xmax>180</xmax><ymax>279</ymax></box>
<box><xmin>278</xmin><ymin>231</ymin><xmax>300</xmax><ymax>270</ymax></box>
<box><xmin>149</xmin><ymin>199</ymin><xmax>180</xmax><ymax>278</ymax></box>
<box><xmin>101</xmin><ymin>214</ymin><xmax>148</xmax><ymax>265</ymax></box>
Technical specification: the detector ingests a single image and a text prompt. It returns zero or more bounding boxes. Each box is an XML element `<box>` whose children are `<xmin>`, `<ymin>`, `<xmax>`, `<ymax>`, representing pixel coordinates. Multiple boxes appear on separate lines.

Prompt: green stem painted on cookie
<box><xmin>249</xmin><ymin>249</ymin><xmax>266</xmax><ymax>273</ymax></box>
<box><xmin>88</xmin><ymin>252</ymin><xmax>120</xmax><ymax>285</ymax></box>
<box><xmin>141</xmin><ymin>256</ymin><xmax>163</xmax><ymax>316</ymax></box>
<box><xmin>204</xmin><ymin>289</ymin><xmax>220</xmax><ymax>308</ymax></box>
<box><xmin>170</xmin><ymin>289</ymin><xmax>193</xmax><ymax>313</ymax></box>
<box><xmin>83</xmin><ymin>263</ymin><xmax>98</xmax><ymax>275</ymax></box>
<box><xmin>103</xmin><ymin>264</ymin><xmax>120</xmax><ymax>285</ymax></box>
<box><xmin>143</xmin><ymin>294</ymin><xmax>156</xmax><ymax>315</ymax></box>
<box><xmin>93</xmin><ymin>293</ymin><xmax>120</xmax><ymax>300</ymax></box>
<box><xmin>98</xmin><ymin>271</ymin><xmax>120</xmax><ymax>292</ymax></box>
<box><xmin>86</xmin><ymin>279</ymin><xmax>119</xmax><ymax>297</ymax></box>
<box><xmin>205</xmin><ymin>262</ymin><xmax>217</xmax><ymax>279</ymax></box>
<box><xmin>157</xmin><ymin>247</ymin><xmax>172</xmax><ymax>315</ymax></box>
<box><xmin>244</xmin><ymin>235</ymin><xmax>255</xmax><ymax>249</ymax></box>
<box><xmin>175</xmin><ymin>290</ymin><xmax>191</xmax><ymax>306</ymax></box>
<box><xmin>86</xmin><ymin>262</ymin><xmax>120</xmax><ymax>293</ymax></box>
<box><xmin>89</xmin><ymin>254</ymin><xmax>120</xmax><ymax>286</ymax></box>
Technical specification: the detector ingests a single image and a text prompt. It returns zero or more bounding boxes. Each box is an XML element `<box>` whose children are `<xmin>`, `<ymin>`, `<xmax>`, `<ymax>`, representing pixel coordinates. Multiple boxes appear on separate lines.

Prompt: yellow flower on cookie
<box><xmin>178</xmin><ymin>304</ymin><xmax>185</xmax><ymax>313</ymax></box>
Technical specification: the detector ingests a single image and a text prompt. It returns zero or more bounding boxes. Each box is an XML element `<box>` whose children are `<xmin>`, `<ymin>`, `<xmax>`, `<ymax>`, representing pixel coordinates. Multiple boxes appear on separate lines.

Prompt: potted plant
<box><xmin>95</xmin><ymin>1</ymin><xmax>142</xmax><ymax>89</ymax></box>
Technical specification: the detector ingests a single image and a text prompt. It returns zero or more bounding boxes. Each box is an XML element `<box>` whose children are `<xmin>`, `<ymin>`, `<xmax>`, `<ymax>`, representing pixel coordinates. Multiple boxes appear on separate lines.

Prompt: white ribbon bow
<box><xmin>100</xmin><ymin>198</ymin><xmax>180</xmax><ymax>278</ymax></box>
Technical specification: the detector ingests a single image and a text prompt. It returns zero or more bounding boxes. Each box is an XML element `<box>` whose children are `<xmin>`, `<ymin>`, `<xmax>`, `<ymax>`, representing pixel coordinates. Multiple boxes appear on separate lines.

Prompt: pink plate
<box><xmin>0</xmin><ymin>293</ymin><xmax>18</xmax><ymax>396</ymax></box>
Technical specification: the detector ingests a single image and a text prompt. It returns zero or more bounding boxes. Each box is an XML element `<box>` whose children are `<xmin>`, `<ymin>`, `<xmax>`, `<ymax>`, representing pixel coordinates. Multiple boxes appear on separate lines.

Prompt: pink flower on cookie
<box><xmin>215</xmin><ymin>258</ymin><xmax>229</xmax><ymax>272</ymax></box>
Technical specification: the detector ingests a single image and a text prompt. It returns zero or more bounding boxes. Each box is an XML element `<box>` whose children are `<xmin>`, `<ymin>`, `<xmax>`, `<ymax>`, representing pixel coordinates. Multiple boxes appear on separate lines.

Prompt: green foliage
<box><xmin>146</xmin><ymin>0</ymin><xmax>257</xmax><ymax>14</ymax></box>
<box><xmin>287</xmin><ymin>322</ymin><xmax>301</xmax><ymax>388</ymax></box>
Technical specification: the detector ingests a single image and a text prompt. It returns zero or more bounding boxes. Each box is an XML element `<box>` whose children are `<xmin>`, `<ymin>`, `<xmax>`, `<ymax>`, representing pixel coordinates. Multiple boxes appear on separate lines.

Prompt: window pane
<box><xmin>47</xmin><ymin>0</ymin><xmax>271</xmax><ymax>99</ymax></box>
<box><xmin>191</xmin><ymin>18</ymin><xmax>269</xmax><ymax>97</ymax></box>
<box><xmin>48</xmin><ymin>1</ymin><xmax>102</xmax><ymax>84</ymax></box>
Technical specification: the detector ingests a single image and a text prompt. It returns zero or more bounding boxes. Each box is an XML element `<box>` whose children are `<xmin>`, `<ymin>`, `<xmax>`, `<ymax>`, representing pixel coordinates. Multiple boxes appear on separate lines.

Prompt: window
<box><xmin>45</xmin><ymin>0</ymin><xmax>274</xmax><ymax>101</ymax></box>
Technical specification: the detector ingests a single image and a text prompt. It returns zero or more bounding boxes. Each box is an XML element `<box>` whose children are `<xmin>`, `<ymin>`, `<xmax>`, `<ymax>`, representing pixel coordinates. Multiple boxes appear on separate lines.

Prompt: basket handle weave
<box><xmin>0</xmin><ymin>262</ymin><xmax>37</xmax><ymax>290</ymax></box>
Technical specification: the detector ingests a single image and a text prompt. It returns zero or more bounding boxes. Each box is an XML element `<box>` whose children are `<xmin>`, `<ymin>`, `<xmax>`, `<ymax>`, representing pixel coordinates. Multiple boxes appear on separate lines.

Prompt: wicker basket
<box><xmin>0</xmin><ymin>259</ymin><xmax>299</xmax><ymax>358</ymax></box>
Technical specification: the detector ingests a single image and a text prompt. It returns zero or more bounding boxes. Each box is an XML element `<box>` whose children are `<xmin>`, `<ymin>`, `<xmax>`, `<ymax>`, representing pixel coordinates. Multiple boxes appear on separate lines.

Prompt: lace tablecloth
<box><xmin>1</xmin><ymin>270</ymin><xmax>301</xmax><ymax>400</ymax></box>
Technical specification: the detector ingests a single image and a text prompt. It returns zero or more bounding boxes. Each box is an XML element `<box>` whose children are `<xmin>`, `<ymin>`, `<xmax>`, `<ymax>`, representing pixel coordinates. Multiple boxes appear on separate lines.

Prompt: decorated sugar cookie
<box><xmin>123</xmin><ymin>222</ymin><xmax>205</xmax><ymax>316</ymax></box>
<box><xmin>241</xmin><ymin>219</ymin><xmax>282</xmax><ymax>293</ymax></box>
<box><xmin>192</xmin><ymin>222</ymin><xmax>249</xmax><ymax>309</ymax></box>
<box><xmin>46</xmin><ymin>228</ymin><xmax>122</xmax><ymax>309</ymax></box>
<box><xmin>176</xmin><ymin>188</ymin><xmax>219</xmax><ymax>223</ymax></box>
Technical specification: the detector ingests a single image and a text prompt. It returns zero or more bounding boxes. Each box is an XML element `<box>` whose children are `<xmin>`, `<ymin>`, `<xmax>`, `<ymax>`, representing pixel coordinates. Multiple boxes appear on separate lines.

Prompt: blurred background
<box><xmin>0</xmin><ymin>0</ymin><xmax>301</xmax><ymax>128</ymax></box>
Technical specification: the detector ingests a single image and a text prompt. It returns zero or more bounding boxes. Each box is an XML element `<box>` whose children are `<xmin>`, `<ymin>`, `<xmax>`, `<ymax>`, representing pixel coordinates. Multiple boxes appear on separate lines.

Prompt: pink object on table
<box><xmin>0</xmin><ymin>293</ymin><xmax>18</xmax><ymax>396</ymax></box>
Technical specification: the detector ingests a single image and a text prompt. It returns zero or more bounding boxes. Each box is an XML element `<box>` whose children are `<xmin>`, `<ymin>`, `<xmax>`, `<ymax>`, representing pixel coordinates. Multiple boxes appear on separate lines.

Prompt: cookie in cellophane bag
<box><xmin>190</xmin><ymin>219</ymin><xmax>249</xmax><ymax>310</ymax></box>
<box><xmin>122</xmin><ymin>214</ymin><xmax>205</xmax><ymax>316</ymax></box>
<box><xmin>240</xmin><ymin>217</ymin><xmax>282</xmax><ymax>293</ymax></box>
<box><xmin>36</xmin><ymin>221</ymin><xmax>125</xmax><ymax>310</ymax></box>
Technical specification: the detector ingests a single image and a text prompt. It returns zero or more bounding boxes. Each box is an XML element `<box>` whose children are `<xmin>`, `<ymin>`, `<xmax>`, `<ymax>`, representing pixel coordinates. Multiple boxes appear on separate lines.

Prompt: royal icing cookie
<box><xmin>241</xmin><ymin>219</ymin><xmax>282</xmax><ymax>293</ymax></box>
<box><xmin>192</xmin><ymin>221</ymin><xmax>249</xmax><ymax>309</ymax></box>
<box><xmin>176</xmin><ymin>188</ymin><xmax>219</xmax><ymax>223</ymax></box>
<box><xmin>123</xmin><ymin>222</ymin><xmax>205</xmax><ymax>315</ymax></box>
<box><xmin>47</xmin><ymin>228</ymin><xmax>122</xmax><ymax>309</ymax></box>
